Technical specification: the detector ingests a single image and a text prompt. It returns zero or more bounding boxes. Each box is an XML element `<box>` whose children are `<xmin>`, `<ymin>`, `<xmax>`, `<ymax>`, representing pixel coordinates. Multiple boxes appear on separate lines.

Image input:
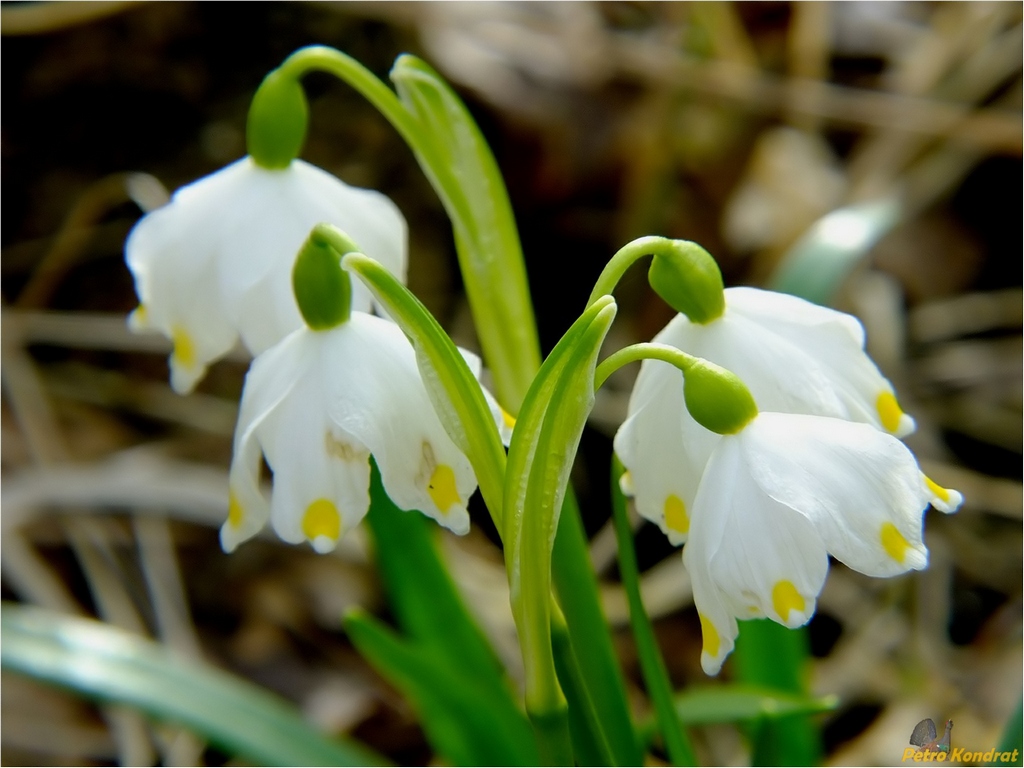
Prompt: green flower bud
<box><xmin>648</xmin><ymin>240</ymin><xmax>725</xmax><ymax>324</ymax></box>
<box><xmin>247</xmin><ymin>68</ymin><xmax>308</xmax><ymax>169</ymax></box>
<box><xmin>683</xmin><ymin>359</ymin><xmax>758</xmax><ymax>434</ymax></box>
<box><xmin>292</xmin><ymin>228</ymin><xmax>357</xmax><ymax>330</ymax></box>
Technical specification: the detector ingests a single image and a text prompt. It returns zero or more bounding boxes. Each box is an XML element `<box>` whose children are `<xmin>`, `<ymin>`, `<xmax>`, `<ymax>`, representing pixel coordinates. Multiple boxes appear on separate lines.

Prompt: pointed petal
<box><xmin>686</xmin><ymin>437</ymin><xmax>829</xmax><ymax>631</ymax></box>
<box><xmin>322</xmin><ymin>315</ymin><xmax>475</xmax><ymax>535</ymax></box>
<box><xmin>742</xmin><ymin>413</ymin><xmax>942</xmax><ymax>577</ymax></box>
<box><xmin>124</xmin><ymin>181</ymin><xmax>239</xmax><ymax>393</ymax></box>
<box><xmin>221</xmin><ymin>333</ymin><xmax>312</xmax><ymax>551</ymax></box>
<box><xmin>253</xmin><ymin>337</ymin><xmax>373</xmax><ymax>552</ymax></box>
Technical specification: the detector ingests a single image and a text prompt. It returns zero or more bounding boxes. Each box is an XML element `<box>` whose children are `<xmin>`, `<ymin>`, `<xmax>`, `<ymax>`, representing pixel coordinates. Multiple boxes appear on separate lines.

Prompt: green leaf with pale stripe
<box><xmin>1</xmin><ymin>603</ymin><xmax>385</xmax><ymax>767</ymax></box>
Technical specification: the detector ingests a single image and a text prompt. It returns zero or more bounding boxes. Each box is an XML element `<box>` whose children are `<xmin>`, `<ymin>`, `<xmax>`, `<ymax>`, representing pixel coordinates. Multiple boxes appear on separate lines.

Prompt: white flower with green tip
<box><xmin>125</xmin><ymin>156</ymin><xmax>406</xmax><ymax>394</ymax></box>
<box><xmin>222</xmin><ymin>312</ymin><xmax>481</xmax><ymax>554</ymax></box>
<box><xmin>686</xmin><ymin>411</ymin><xmax>961</xmax><ymax>675</ymax></box>
<box><xmin>615</xmin><ymin>286</ymin><xmax>916</xmax><ymax>545</ymax></box>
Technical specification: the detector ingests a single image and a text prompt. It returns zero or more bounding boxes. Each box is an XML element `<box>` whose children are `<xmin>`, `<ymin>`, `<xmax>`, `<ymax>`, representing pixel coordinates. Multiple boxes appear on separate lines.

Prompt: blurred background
<box><xmin>2</xmin><ymin>2</ymin><xmax>1021</xmax><ymax>765</ymax></box>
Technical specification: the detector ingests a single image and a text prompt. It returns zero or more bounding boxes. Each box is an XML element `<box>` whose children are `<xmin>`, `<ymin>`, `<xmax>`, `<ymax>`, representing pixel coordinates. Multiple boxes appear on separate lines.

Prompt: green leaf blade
<box><xmin>1</xmin><ymin>603</ymin><xmax>385</xmax><ymax>767</ymax></box>
<box><xmin>345</xmin><ymin>610</ymin><xmax>539</xmax><ymax>767</ymax></box>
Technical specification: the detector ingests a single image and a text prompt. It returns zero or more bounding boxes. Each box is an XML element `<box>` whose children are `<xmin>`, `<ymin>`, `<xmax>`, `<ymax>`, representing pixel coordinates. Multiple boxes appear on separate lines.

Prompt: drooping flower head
<box><xmin>125</xmin><ymin>67</ymin><xmax>406</xmax><ymax>394</ymax></box>
<box><xmin>222</xmin><ymin>229</ymin><xmax>501</xmax><ymax>554</ymax></box>
<box><xmin>126</xmin><ymin>156</ymin><xmax>407</xmax><ymax>394</ymax></box>
<box><xmin>616</xmin><ymin>241</ymin><xmax>917</xmax><ymax>545</ymax></box>
<box><xmin>682</xmin><ymin>408</ymin><xmax>960</xmax><ymax>675</ymax></box>
<box><xmin>609</xmin><ymin>241</ymin><xmax>963</xmax><ymax>674</ymax></box>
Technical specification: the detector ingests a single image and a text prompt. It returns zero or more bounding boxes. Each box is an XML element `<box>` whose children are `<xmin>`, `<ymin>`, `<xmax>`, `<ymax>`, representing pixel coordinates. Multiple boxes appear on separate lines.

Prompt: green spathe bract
<box><xmin>292</xmin><ymin>227</ymin><xmax>355</xmax><ymax>330</ymax></box>
<box><xmin>247</xmin><ymin>68</ymin><xmax>309</xmax><ymax>169</ymax></box>
<box><xmin>648</xmin><ymin>240</ymin><xmax>725</xmax><ymax>324</ymax></box>
<box><xmin>683</xmin><ymin>358</ymin><xmax>759</xmax><ymax>435</ymax></box>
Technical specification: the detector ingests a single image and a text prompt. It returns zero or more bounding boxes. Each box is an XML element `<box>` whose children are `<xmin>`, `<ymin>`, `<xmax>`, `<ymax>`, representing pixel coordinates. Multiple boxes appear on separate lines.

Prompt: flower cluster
<box><xmin>124</xmin><ymin>51</ymin><xmax>962</xmax><ymax>683</ymax></box>
<box><xmin>615</xmin><ymin>275</ymin><xmax>962</xmax><ymax>674</ymax></box>
<box><xmin>125</xmin><ymin>153</ymin><xmax>510</xmax><ymax>554</ymax></box>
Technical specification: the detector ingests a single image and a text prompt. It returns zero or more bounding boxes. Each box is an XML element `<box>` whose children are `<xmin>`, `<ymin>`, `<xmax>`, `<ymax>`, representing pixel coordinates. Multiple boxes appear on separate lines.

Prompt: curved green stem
<box><xmin>587</xmin><ymin>236</ymin><xmax>677</xmax><ymax>307</ymax></box>
<box><xmin>277</xmin><ymin>47</ymin><xmax>540</xmax><ymax>410</ymax></box>
<box><xmin>277</xmin><ymin>46</ymin><xmax>437</xmax><ymax>167</ymax></box>
<box><xmin>594</xmin><ymin>342</ymin><xmax>697</xmax><ymax>391</ymax></box>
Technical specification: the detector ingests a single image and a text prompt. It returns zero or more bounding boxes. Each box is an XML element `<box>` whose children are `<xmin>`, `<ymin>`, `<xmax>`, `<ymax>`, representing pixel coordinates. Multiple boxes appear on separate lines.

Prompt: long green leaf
<box><xmin>503</xmin><ymin>296</ymin><xmax>616</xmax><ymax>763</ymax></box>
<box><xmin>390</xmin><ymin>55</ymin><xmax>541</xmax><ymax>410</ymax></box>
<box><xmin>551</xmin><ymin>492</ymin><xmax>644</xmax><ymax>766</ymax></box>
<box><xmin>674</xmin><ymin>685</ymin><xmax>838</xmax><ymax>726</ymax></box>
<box><xmin>345</xmin><ymin>610</ymin><xmax>539</xmax><ymax>767</ymax></box>
<box><xmin>734</xmin><ymin>619</ymin><xmax>822</xmax><ymax>765</ymax></box>
<box><xmin>364</xmin><ymin>458</ymin><xmax>513</xmax><ymax>709</ymax></box>
<box><xmin>1</xmin><ymin>603</ymin><xmax>385</xmax><ymax>767</ymax></box>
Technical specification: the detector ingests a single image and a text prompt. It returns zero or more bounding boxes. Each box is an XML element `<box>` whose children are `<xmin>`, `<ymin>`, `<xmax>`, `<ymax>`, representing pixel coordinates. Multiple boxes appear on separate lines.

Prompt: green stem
<box><xmin>278</xmin><ymin>47</ymin><xmax>437</xmax><ymax>168</ymax></box>
<box><xmin>588</xmin><ymin>236</ymin><xmax>677</xmax><ymax>307</ymax></box>
<box><xmin>594</xmin><ymin>342</ymin><xmax>697</xmax><ymax>391</ymax></box>
<box><xmin>610</xmin><ymin>457</ymin><xmax>696</xmax><ymax>766</ymax></box>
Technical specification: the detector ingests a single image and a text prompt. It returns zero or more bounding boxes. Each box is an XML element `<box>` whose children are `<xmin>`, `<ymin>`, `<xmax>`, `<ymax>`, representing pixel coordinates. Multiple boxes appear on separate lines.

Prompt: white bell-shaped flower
<box><xmin>125</xmin><ymin>157</ymin><xmax>406</xmax><ymax>394</ymax></box>
<box><xmin>223</xmin><ymin>312</ymin><xmax>487</xmax><ymax>554</ymax></box>
<box><xmin>615</xmin><ymin>287</ymin><xmax>915</xmax><ymax>545</ymax></box>
<box><xmin>684</xmin><ymin>411</ymin><xmax>962</xmax><ymax>675</ymax></box>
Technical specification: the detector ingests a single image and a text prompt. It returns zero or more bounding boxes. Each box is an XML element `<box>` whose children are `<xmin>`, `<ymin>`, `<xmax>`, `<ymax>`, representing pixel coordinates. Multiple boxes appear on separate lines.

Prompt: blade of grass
<box><xmin>345</xmin><ymin>610</ymin><xmax>539</xmax><ymax>767</ymax></box>
<box><xmin>1</xmin><ymin>603</ymin><xmax>386</xmax><ymax>767</ymax></box>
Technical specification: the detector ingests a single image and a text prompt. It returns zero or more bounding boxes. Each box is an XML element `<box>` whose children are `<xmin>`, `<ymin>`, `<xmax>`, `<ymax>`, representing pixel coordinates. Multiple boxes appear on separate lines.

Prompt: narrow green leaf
<box><xmin>345</xmin><ymin>610</ymin><xmax>539</xmax><ymax>767</ymax></box>
<box><xmin>551</xmin><ymin>492</ymin><xmax>644</xmax><ymax>766</ymax></box>
<box><xmin>550</xmin><ymin>615</ymin><xmax>617</xmax><ymax>766</ymax></box>
<box><xmin>503</xmin><ymin>296</ymin><xmax>617</xmax><ymax>764</ymax></box>
<box><xmin>611</xmin><ymin>456</ymin><xmax>696</xmax><ymax>765</ymax></box>
<box><xmin>364</xmin><ymin>458</ymin><xmax>512</xmax><ymax>707</ymax></box>
<box><xmin>343</xmin><ymin>251</ymin><xmax>506</xmax><ymax>527</ymax></box>
<box><xmin>674</xmin><ymin>685</ymin><xmax>839</xmax><ymax>726</ymax></box>
<box><xmin>768</xmin><ymin>198</ymin><xmax>901</xmax><ymax>305</ymax></box>
<box><xmin>1</xmin><ymin>604</ymin><xmax>385</xmax><ymax>767</ymax></box>
<box><xmin>390</xmin><ymin>54</ymin><xmax>542</xmax><ymax>410</ymax></box>
<box><xmin>734</xmin><ymin>619</ymin><xmax>822</xmax><ymax>766</ymax></box>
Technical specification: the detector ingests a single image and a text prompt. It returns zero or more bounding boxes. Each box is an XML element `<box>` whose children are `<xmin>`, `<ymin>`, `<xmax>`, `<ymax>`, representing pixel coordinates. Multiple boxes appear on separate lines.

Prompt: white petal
<box><xmin>614</xmin><ymin>358</ymin><xmax>710</xmax><ymax>545</ymax></box>
<box><xmin>215</xmin><ymin>159</ymin><xmax>408</xmax><ymax>354</ymax></box>
<box><xmin>222</xmin><ymin>417</ymin><xmax>271</xmax><ymax>553</ymax></box>
<box><xmin>322</xmin><ymin>315</ymin><xmax>475</xmax><ymax>535</ymax></box>
<box><xmin>726</xmin><ymin>286</ymin><xmax>865</xmax><ymax>346</ymax></box>
<box><xmin>222</xmin><ymin>332</ymin><xmax>311</xmax><ymax>552</ymax></box>
<box><xmin>726</xmin><ymin>287</ymin><xmax>915</xmax><ymax>436</ymax></box>
<box><xmin>686</xmin><ymin>437</ymin><xmax>829</xmax><ymax>631</ymax></box>
<box><xmin>254</xmin><ymin>335</ymin><xmax>372</xmax><ymax>552</ymax></box>
<box><xmin>125</xmin><ymin>187</ymin><xmax>239</xmax><ymax>394</ymax></box>
<box><xmin>742</xmin><ymin>413</ymin><xmax>936</xmax><ymax>577</ymax></box>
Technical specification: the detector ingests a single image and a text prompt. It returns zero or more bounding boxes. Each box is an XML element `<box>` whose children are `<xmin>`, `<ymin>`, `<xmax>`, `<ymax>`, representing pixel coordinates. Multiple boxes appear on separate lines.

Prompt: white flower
<box><xmin>223</xmin><ymin>312</ymin><xmax>493</xmax><ymax>554</ymax></box>
<box><xmin>125</xmin><ymin>157</ymin><xmax>406</xmax><ymax>394</ymax></box>
<box><xmin>683</xmin><ymin>412</ymin><xmax>962</xmax><ymax>675</ymax></box>
<box><xmin>614</xmin><ymin>287</ymin><xmax>915</xmax><ymax>545</ymax></box>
